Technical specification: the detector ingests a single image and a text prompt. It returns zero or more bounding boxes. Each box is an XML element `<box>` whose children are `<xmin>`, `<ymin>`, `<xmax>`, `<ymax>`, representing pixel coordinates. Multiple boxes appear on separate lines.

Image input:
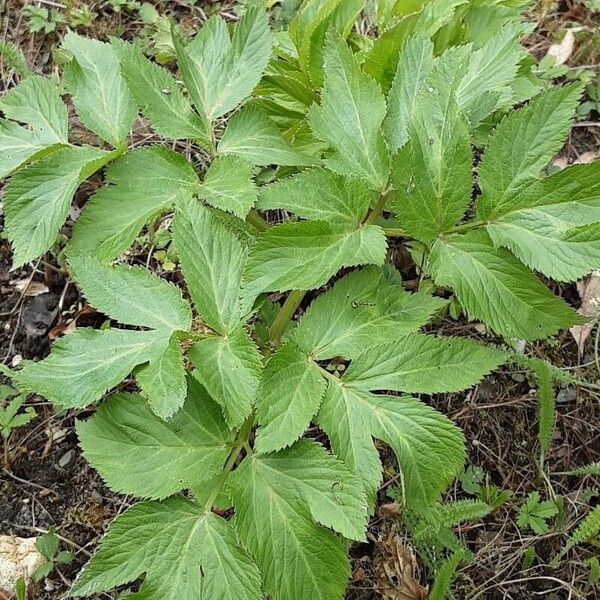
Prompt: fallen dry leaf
<box><xmin>546</xmin><ymin>29</ymin><xmax>575</xmax><ymax>65</ymax></box>
<box><xmin>13</xmin><ymin>279</ymin><xmax>49</xmax><ymax>297</ymax></box>
<box><xmin>574</xmin><ymin>150</ymin><xmax>600</xmax><ymax>165</ymax></box>
<box><xmin>570</xmin><ymin>270</ymin><xmax>600</xmax><ymax>354</ymax></box>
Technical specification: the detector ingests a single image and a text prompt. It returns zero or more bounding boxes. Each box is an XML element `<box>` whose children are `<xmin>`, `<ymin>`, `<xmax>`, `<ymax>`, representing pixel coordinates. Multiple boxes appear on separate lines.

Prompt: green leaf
<box><xmin>257</xmin><ymin>168</ymin><xmax>376</xmax><ymax>226</ymax></box>
<box><xmin>199</xmin><ymin>155</ymin><xmax>257</xmax><ymax>218</ymax></box>
<box><xmin>242</xmin><ymin>221</ymin><xmax>387</xmax><ymax>306</ymax></box>
<box><xmin>218</xmin><ymin>104</ymin><xmax>318</xmax><ymax>166</ymax></box>
<box><xmin>391</xmin><ymin>89</ymin><xmax>472</xmax><ymax>243</ymax></box>
<box><xmin>68</xmin><ymin>256</ymin><xmax>191</xmax><ymax>332</ymax></box>
<box><xmin>174</xmin><ymin>8</ymin><xmax>271</xmax><ymax>125</ymax></box>
<box><xmin>71</xmin><ymin>498</ymin><xmax>262</xmax><ymax>600</ymax></box>
<box><xmin>428</xmin><ymin>230</ymin><xmax>584</xmax><ymax>340</ymax></box>
<box><xmin>227</xmin><ymin>440</ymin><xmax>365</xmax><ymax>599</ymax></box>
<box><xmin>5</xmin><ymin>145</ymin><xmax>110</xmax><ymax>268</ymax></box>
<box><xmin>517</xmin><ymin>491</ymin><xmax>558</xmax><ymax>535</ymax></box>
<box><xmin>254</xmin><ymin>341</ymin><xmax>326</xmax><ymax>454</ymax></box>
<box><xmin>477</xmin><ymin>84</ymin><xmax>583</xmax><ymax>220</ymax></box>
<box><xmin>14</xmin><ymin>328</ymin><xmax>165</xmax><ymax>409</ymax></box>
<box><xmin>189</xmin><ymin>327</ymin><xmax>262</xmax><ymax>428</ymax></box>
<box><xmin>0</xmin><ymin>75</ymin><xmax>68</xmax><ymax>145</ymax></box>
<box><xmin>485</xmin><ymin>163</ymin><xmax>600</xmax><ymax>283</ymax></box>
<box><xmin>383</xmin><ymin>35</ymin><xmax>434</xmax><ymax>153</ymax></box>
<box><xmin>318</xmin><ymin>383</ymin><xmax>465</xmax><ymax>507</ymax></box>
<box><xmin>342</xmin><ymin>333</ymin><xmax>507</xmax><ymax>394</ymax></box>
<box><xmin>293</xmin><ymin>266</ymin><xmax>446</xmax><ymax>360</ymax></box>
<box><xmin>173</xmin><ymin>201</ymin><xmax>247</xmax><ymax>334</ymax></box>
<box><xmin>62</xmin><ymin>32</ymin><xmax>136</xmax><ymax>147</ymax></box>
<box><xmin>111</xmin><ymin>39</ymin><xmax>208</xmax><ymax>143</ymax></box>
<box><xmin>68</xmin><ymin>146</ymin><xmax>200</xmax><ymax>261</ymax></box>
<box><xmin>76</xmin><ymin>386</ymin><xmax>233</xmax><ymax>499</ymax></box>
<box><xmin>308</xmin><ymin>33</ymin><xmax>390</xmax><ymax>191</ymax></box>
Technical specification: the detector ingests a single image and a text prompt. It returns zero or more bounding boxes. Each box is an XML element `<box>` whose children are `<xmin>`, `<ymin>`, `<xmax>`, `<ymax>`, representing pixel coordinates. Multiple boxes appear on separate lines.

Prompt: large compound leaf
<box><xmin>76</xmin><ymin>385</ymin><xmax>233</xmax><ymax>499</ymax></box>
<box><xmin>257</xmin><ymin>168</ymin><xmax>376</xmax><ymax>226</ymax></box>
<box><xmin>228</xmin><ymin>440</ymin><xmax>366</xmax><ymax>600</ymax></box>
<box><xmin>429</xmin><ymin>230</ymin><xmax>584</xmax><ymax>339</ymax></box>
<box><xmin>69</xmin><ymin>256</ymin><xmax>191</xmax><ymax>332</ymax></box>
<box><xmin>173</xmin><ymin>201</ymin><xmax>247</xmax><ymax>334</ymax></box>
<box><xmin>175</xmin><ymin>8</ymin><xmax>271</xmax><ymax>125</ymax></box>
<box><xmin>111</xmin><ymin>39</ymin><xmax>208</xmax><ymax>143</ymax></box>
<box><xmin>218</xmin><ymin>104</ymin><xmax>318</xmax><ymax>166</ymax></box>
<box><xmin>5</xmin><ymin>145</ymin><xmax>110</xmax><ymax>268</ymax></box>
<box><xmin>71</xmin><ymin>498</ymin><xmax>261</xmax><ymax>600</ymax></box>
<box><xmin>189</xmin><ymin>327</ymin><xmax>262</xmax><ymax>428</ymax></box>
<box><xmin>293</xmin><ymin>267</ymin><xmax>446</xmax><ymax>360</ymax></box>
<box><xmin>68</xmin><ymin>146</ymin><xmax>200</xmax><ymax>261</ymax></box>
<box><xmin>254</xmin><ymin>342</ymin><xmax>326</xmax><ymax>454</ymax></box>
<box><xmin>343</xmin><ymin>333</ymin><xmax>507</xmax><ymax>394</ymax></box>
<box><xmin>242</xmin><ymin>220</ymin><xmax>387</xmax><ymax>306</ymax></box>
<box><xmin>14</xmin><ymin>328</ymin><xmax>165</xmax><ymax>409</ymax></box>
<box><xmin>318</xmin><ymin>383</ymin><xmax>465</xmax><ymax>507</ymax></box>
<box><xmin>308</xmin><ymin>33</ymin><xmax>390</xmax><ymax>191</ymax></box>
<box><xmin>477</xmin><ymin>84</ymin><xmax>582</xmax><ymax>220</ymax></box>
<box><xmin>62</xmin><ymin>32</ymin><xmax>136</xmax><ymax>147</ymax></box>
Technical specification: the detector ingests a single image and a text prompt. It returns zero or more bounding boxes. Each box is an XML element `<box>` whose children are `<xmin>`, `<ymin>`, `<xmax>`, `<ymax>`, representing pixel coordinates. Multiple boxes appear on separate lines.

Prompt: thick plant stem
<box><xmin>363</xmin><ymin>189</ymin><xmax>391</xmax><ymax>226</ymax></box>
<box><xmin>268</xmin><ymin>289</ymin><xmax>306</xmax><ymax>346</ymax></box>
<box><xmin>446</xmin><ymin>219</ymin><xmax>485</xmax><ymax>234</ymax></box>
<box><xmin>383</xmin><ymin>227</ymin><xmax>410</xmax><ymax>238</ymax></box>
<box><xmin>246</xmin><ymin>210</ymin><xmax>270</xmax><ymax>232</ymax></box>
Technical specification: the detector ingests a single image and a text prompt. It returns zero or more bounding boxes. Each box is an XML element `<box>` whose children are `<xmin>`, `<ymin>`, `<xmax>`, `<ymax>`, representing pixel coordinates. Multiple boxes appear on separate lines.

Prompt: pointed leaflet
<box><xmin>429</xmin><ymin>230</ymin><xmax>584</xmax><ymax>340</ymax></box>
<box><xmin>254</xmin><ymin>341</ymin><xmax>326</xmax><ymax>454</ymax></box>
<box><xmin>383</xmin><ymin>35</ymin><xmax>434</xmax><ymax>153</ymax></box>
<box><xmin>188</xmin><ymin>327</ymin><xmax>262</xmax><ymax>428</ymax></box>
<box><xmin>391</xmin><ymin>88</ymin><xmax>472</xmax><ymax>243</ymax></box>
<box><xmin>308</xmin><ymin>33</ymin><xmax>390</xmax><ymax>191</ymax></box>
<box><xmin>13</xmin><ymin>328</ymin><xmax>165</xmax><ymax>409</ymax></box>
<box><xmin>228</xmin><ymin>440</ymin><xmax>366</xmax><ymax>600</ymax></box>
<box><xmin>292</xmin><ymin>267</ymin><xmax>446</xmax><ymax>360</ymax></box>
<box><xmin>68</xmin><ymin>146</ymin><xmax>200</xmax><ymax>261</ymax></box>
<box><xmin>4</xmin><ymin>145</ymin><xmax>111</xmax><ymax>268</ymax></box>
<box><xmin>111</xmin><ymin>39</ymin><xmax>208</xmax><ymax>143</ymax></box>
<box><xmin>218</xmin><ymin>104</ymin><xmax>318</xmax><ymax>166</ymax></box>
<box><xmin>257</xmin><ymin>168</ymin><xmax>376</xmax><ymax>226</ymax></box>
<box><xmin>69</xmin><ymin>256</ymin><xmax>191</xmax><ymax>332</ymax></box>
<box><xmin>319</xmin><ymin>383</ymin><xmax>465</xmax><ymax>507</ymax></box>
<box><xmin>62</xmin><ymin>32</ymin><xmax>136</xmax><ymax>147</ymax></box>
<box><xmin>242</xmin><ymin>220</ymin><xmax>387</xmax><ymax>307</ymax></box>
<box><xmin>76</xmin><ymin>386</ymin><xmax>233</xmax><ymax>499</ymax></box>
<box><xmin>199</xmin><ymin>155</ymin><xmax>257</xmax><ymax>219</ymax></box>
<box><xmin>175</xmin><ymin>8</ymin><xmax>271</xmax><ymax>124</ymax></box>
<box><xmin>173</xmin><ymin>201</ymin><xmax>247</xmax><ymax>334</ymax></box>
<box><xmin>477</xmin><ymin>84</ymin><xmax>582</xmax><ymax>220</ymax></box>
<box><xmin>71</xmin><ymin>498</ymin><xmax>261</xmax><ymax>600</ymax></box>
<box><xmin>486</xmin><ymin>162</ymin><xmax>600</xmax><ymax>282</ymax></box>
<box><xmin>342</xmin><ymin>333</ymin><xmax>507</xmax><ymax>394</ymax></box>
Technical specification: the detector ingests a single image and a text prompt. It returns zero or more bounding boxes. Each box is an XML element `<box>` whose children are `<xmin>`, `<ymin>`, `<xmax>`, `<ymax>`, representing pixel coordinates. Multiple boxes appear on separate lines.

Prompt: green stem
<box><xmin>446</xmin><ymin>219</ymin><xmax>485</xmax><ymax>234</ymax></box>
<box><xmin>383</xmin><ymin>227</ymin><xmax>410</xmax><ymax>238</ymax></box>
<box><xmin>363</xmin><ymin>189</ymin><xmax>391</xmax><ymax>226</ymax></box>
<box><xmin>246</xmin><ymin>210</ymin><xmax>270</xmax><ymax>232</ymax></box>
<box><xmin>268</xmin><ymin>289</ymin><xmax>306</xmax><ymax>346</ymax></box>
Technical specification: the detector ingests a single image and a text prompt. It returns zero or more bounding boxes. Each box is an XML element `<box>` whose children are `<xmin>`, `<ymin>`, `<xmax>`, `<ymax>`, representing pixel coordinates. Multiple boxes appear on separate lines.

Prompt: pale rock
<box><xmin>0</xmin><ymin>535</ymin><xmax>44</xmax><ymax>594</ymax></box>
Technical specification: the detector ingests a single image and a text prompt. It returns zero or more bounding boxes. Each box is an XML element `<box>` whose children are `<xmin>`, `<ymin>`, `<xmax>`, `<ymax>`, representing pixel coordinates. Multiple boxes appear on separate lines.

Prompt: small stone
<box><xmin>0</xmin><ymin>536</ymin><xmax>45</xmax><ymax>594</ymax></box>
<box><xmin>58</xmin><ymin>450</ymin><xmax>75</xmax><ymax>468</ymax></box>
<box><xmin>556</xmin><ymin>386</ymin><xmax>577</xmax><ymax>404</ymax></box>
<box><xmin>10</xmin><ymin>354</ymin><xmax>22</xmax><ymax>368</ymax></box>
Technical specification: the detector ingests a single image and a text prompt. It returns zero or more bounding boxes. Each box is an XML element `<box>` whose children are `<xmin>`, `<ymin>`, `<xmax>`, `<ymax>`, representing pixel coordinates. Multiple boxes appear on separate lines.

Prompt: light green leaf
<box><xmin>69</xmin><ymin>256</ymin><xmax>191</xmax><ymax>332</ymax></box>
<box><xmin>199</xmin><ymin>155</ymin><xmax>257</xmax><ymax>218</ymax></box>
<box><xmin>111</xmin><ymin>39</ymin><xmax>208</xmax><ymax>143</ymax></box>
<box><xmin>429</xmin><ymin>230</ymin><xmax>584</xmax><ymax>340</ymax></box>
<box><xmin>228</xmin><ymin>441</ymin><xmax>363</xmax><ymax>599</ymax></box>
<box><xmin>175</xmin><ymin>8</ymin><xmax>271</xmax><ymax>124</ymax></box>
<box><xmin>68</xmin><ymin>146</ymin><xmax>200</xmax><ymax>261</ymax></box>
<box><xmin>62</xmin><ymin>32</ymin><xmax>136</xmax><ymax>147</ymax></box>
<box><xmin>76</xmin><ymin>385</ymin><xmax>233</xmax><ymax>499</ymax></box>
<box><xmin>308</xmin><ymin>33</ymin><xmax>390</xmax><ymax>191</ymax></box>
<box><xmin>257</xmin><ymin>168</ymin><xmax>376</xmax><ymax>226</ymax></box>
<box><xmin>255</xmin><ymin>341</ymin><xmax>326</xmax><ymax>454</ymax></box>
<box><xmin>293</xmin><ymin>266</ymin><xmax>446</xmax><ymax>360</ymax></box>
<box><xmin>218</xmin><ymin>104</ymin><xmax>318</xmax><ymax>166</ymax></box>
<box><xmin>383</xmin><ymin>35</ymin><xmax>434</xmax><ymax>153</ymax></box>
<box><xmin>343</xmin><ymin>333</ymin><xmax>507</xmax><ymax>394</ymax></box>
<box><xmin>477</xmin><ymin>84</ymin><xmax>583</xmax><ymax>220</ymax></box>
<box><xmin>242</xmin><ymin>221</ymin><xmax>387</xmax><ymax>306</ymax></box>
<box><xmin>391</xmin><ymin>89</ymin><xmax>472</xmax><ymax>243</ymax></box>
<box><xmin>14</xmin><ymin>328</ymin><xmax>165</xmax><ymax>409</ymax></box>
<box><xmin>5</xmin><ymin>145</ymin><xmax>110</xmax><ymax>268</ymax></box>
<box><xmin>71</xmin><ymin>498</ymin><xmax>261</xmax><ymax>600</ymax></box>
<box><xmin>173</xmin><ymin>201</ymin><xmax>247</xmax><ymax>334</ymax></box>
<box><xmin>189</xmin><ymin>327</ymin><xmax>262</xmax><ymax>428</ymax></box>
